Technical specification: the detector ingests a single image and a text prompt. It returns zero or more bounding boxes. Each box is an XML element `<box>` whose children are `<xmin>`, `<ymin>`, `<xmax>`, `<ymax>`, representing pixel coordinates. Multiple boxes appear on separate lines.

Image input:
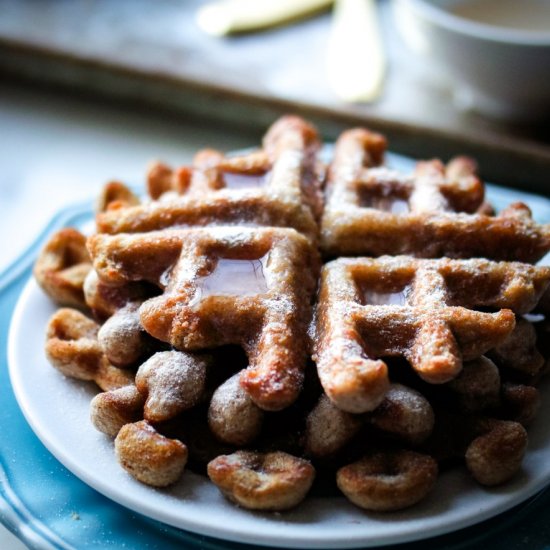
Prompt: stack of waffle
<box><xmin>35</xmin><ymin>116</ymin><xmax>550</xmax><ymax>513</ymax></box>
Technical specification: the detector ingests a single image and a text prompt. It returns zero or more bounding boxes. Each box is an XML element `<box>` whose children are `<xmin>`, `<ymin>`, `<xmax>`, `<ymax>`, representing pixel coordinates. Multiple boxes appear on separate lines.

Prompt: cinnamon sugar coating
<box><xmin>96</xmin><ymin>181</ymin><xmax>140</xmax><ymax>213</ymax></box>
<box><xmin>89</xmin><ymin>226</ymin><xmax>319</xmax><ymax>411</ymax></box>
<box><xmin>445</xmin><ymin>357</ymin><xmax>501</xmax><ymax>413</ymax></box>
<box><xmin>465</xmin><ymin>419</ymin><xmax>527</xmax><ymax>486</ymax></box>
<box><xmin>314</xmin><ymin>256</ymin><xmax>550</xmax><ymax>413</ymax></box>
<box><xmin>369</xmin><ymin>383</ymin><xmax>434</xmax><ymax>445</ymax></box>
<box><xmin>115</xmin><ymin>420</ymin><xmax>188</xmax><ymax>487</ymax></box>
<box><xmin>208</xmin><ymin>373</ymin><xmax>264</xmax><ymax>446</ymax></box>
<box><xmin>98</xmin><ymin>116</ymin><xmax>323</xmax><ymax>241</ymax></box>
<box><xmin>500</xmin><ymin>383</ymin><xmax>540</xmax><ymax>428</ymax></box>
<box><xmin>135</xmin><ymin>351</ymin><xmax>209</xmax><ymax>422</ymax></box>
<box><xmin>98</xmin><ymin>302</ymin><xmax>151</xmax><ymax>367</ymax></box>
<box><xmin>321</xmin><ymin>129</ymin><xmax>550</xmax><ymax>262</ymax></box>
<box><xmin>207</xmin><ymin>451</ymin><xmax>315</xmax><ymax>511</ymax></box>
<box><xmin>488</xmin><ymin>317</ymin><xmax>547</xmax><ymax>383</ymax></box>
<box><xmin>337</xmin><ymin>450</ymin><xmax>438</xmax><ymax>512</ymax></box>
<box><xmin>423</xmin><ymin>409</ymin><xmax>528</xmax><ymax>486</ymax></box>
<box><xmin>90</xmin><ymin>385</ymin><xmax>145</xmax><ymax>437</ymax></box>
<box><xmin>46</xmin><ymin>308</ymin><xmax>134</xmax><ymax>391</ymax></box>
<box><xmin>36</xmin><ymin>115</ymin><xmax>550</xmax><ymax>514</ymax></box>
<box><xmin>304</xmin><ymin>394</ymin><xmax>363</xmax><ymax>458</ymax></box>
<box><xmin>303</xmin><ymin>383</ymin><xmax>435</xmax><ymax>459</ymax></box>
<box><xmin>34</xmin><ymin>228</ymin><xmax>92</xmax><ymax>307</ymax></box>
<box><xmin>83</xmin><ymin>269</ymin><xmax>154</xmax><ymax>320</ymax></box>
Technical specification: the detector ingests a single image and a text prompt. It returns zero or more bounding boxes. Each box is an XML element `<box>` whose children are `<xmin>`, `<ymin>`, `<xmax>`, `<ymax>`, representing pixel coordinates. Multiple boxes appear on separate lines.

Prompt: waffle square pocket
<box><xmin>321</xmin><ymin>129</ymin><xmax>550</xmax><ymax>261</ymax></box>
<box><xmin>89</xmin><ymin>226</ymin><xmax>319</xmax><ymax>411</ymax></box>
<box><xmin>314</xmin><ymin>256</ymin><xmax>550</xmax><ymax>413</ymax></box>
<box><xmin>97</xmin><ymin>116</ymin><xmax>323</xmax><ymax>242</ymax></box>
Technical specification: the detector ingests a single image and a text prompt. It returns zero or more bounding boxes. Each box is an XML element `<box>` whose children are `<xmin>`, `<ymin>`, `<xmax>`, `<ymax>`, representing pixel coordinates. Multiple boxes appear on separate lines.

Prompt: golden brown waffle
<box><xmin>314</xmin><ymin>256</ymin><xmax>550</xmax><ymax>413</ymax></box>
<box><xmin>34</xmin><ymin>115</ymin><xmax>550</xmax><ymax>514</ymax></box>
<box><xmin>488</xmin><ymin>317</ymin><xmax>548</xmax><ymax>383</ymax></box>
<box><xmin>34</xmin><ymin>228</ymin><xmax>92</xmax><ymax>307</ymax></box>
<box><xmin>115</xmin><ymin>420</ymin><xmax>188</xmax><ymax>487</ymax></box>
<box><xmin>337</xmin><ymin>450</ymin><xmax>438</xmax><ymax>512</ymax></box>
<box><xmin>96</xmin><ymin>181</ymin><xmax>140</xmax><ymax>213</ymax></box>
<box><xmin>88</xmin><ymin>226</ymin><xmax>319</xmax><ymax>411</ymax></box>
<box><xmin>46</xmin><ymin>308</ymin><xmax>135</xmax><ymax>391</ymax></box>
<box><xmin>304</xmin><ymin>384</ymin><xmax>434</xmax><ymax>459</ymax></box>
<box><xmin>207</xmin><ymin>451</ymin><xmax>316</xmax><ymax>511</ymax></box>
<box><xmin>96</xmin><ymin>116</ymin><xmax>323</xmax><ymax>241</ymax></box>
<box><xmin>424</xmin><ymin>410</ymin><xmax>528</xmax><ymax>486</ymax></box>
<box><xmin>321</xmin><ymin>129</ymin><xmax>550</xmax><ymax>262</ymax></box>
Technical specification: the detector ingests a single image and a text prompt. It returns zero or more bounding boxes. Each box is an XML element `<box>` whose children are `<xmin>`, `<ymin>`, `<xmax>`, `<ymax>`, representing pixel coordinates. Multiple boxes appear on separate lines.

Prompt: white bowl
<box><xmin>393</xmin><ymin>0</ymin><xmax>550</xmax><ymax>120</ymax></box>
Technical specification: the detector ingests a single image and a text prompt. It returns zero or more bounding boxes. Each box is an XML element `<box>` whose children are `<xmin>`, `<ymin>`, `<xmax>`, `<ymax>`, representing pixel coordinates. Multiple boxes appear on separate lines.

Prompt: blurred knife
<box><xmin>197</xmin><ymin>0</ymin><xmax>333</xmax><ymax>36</ymax></box>
<box><xmin>326</xmin><ymin>0</ymin><xmax>386</xmax><ymax>102</ymax></box>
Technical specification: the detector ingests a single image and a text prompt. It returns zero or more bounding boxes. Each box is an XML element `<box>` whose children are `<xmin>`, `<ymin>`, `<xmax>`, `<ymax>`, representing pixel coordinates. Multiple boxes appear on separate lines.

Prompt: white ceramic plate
<box><xmin>7</xmin><ymin>165</ymin><xmax>550</xmax><ymax>549</ymax></box>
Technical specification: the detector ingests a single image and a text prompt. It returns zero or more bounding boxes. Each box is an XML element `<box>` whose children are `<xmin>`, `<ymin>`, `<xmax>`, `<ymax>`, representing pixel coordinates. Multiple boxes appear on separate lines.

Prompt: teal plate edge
<box><xmin>2</xmin><ymin>156</ymin><xmax>550</xmax><ymax>549</ymax></box>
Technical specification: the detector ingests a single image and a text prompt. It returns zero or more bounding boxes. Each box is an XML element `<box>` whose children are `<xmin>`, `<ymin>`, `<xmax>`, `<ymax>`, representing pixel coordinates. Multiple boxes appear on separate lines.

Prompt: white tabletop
<box><xmin>0</xmin><ymin>81</ymin><xmax>258</xmax><ymax>549</ymax></box>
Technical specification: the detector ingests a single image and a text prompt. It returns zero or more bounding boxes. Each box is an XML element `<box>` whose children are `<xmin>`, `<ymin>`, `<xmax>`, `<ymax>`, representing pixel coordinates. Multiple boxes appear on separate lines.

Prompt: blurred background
<box><xmin>1</xmin><ymin>1</ymin><xmax>550</xmax><ymax>546</ymax></box>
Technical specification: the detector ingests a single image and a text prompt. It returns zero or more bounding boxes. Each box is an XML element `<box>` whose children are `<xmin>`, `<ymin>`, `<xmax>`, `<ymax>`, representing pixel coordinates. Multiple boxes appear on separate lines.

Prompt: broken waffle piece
<box><xmin>423</xmin><ymin>408</ymin><xmax>528</xmax><ymax>486</ymax></box>
<box><xmin>321</xmin><ymin>129</ymin><xmax>550</xmax><ymax>262</ymax></box>
<box><xmin>314</xmin><ymin>256</ymin><xmax>550</xmax><ymax>413</ymax></box>
<box><xmin>96</xmin><ymin>181</ymin><xmax>140</xmax><ymax>213</ymax></box>
<box><xmin>94</xmin><ymin>359</ymin><xmax>136</xmax><ymax>392</ymax></box>
<box><xmin>98</xmin><ymin>115</ymin><xmax>323</xmax><ymax>241</ymax></box>
<box><xmin>83</xmin><ymin>269</ymin><xmax>155</xmax><ymax>320</ymax></box>
<box><xmin>46</xmin><ymin>308</ymin><xmax>101</xmax><ymax>380</ymax></box>
<box><xmin>465</xmin><ymin>419</ymin><xmax>527</xmax><ymax>486</ymax></box>
<box><xmin>304</xmin><ymin>394</ymin><xmax>363</xmax><ymax>458</ymax></box>
<box><xmin>369</xmin><ymin>383</ymin><xmax>434</xmax><ymax>445</ymax></box>
<box><xmin>337</xmin><ymin>450</ymin><xmax>438</xmax><ymax>512</ymax></box>
<box><xmin>98</xmin><ymin>302</ymin><xmax>151</xmax><ymax>367</ymax></box>
<box><xmin>115</xmin><ymin>420</ymin><xmax>188</xmax><ymax>487</ymax></box>
<box><xmin>90</xmin><ymin>385</ymin><xmax>145</xmax><ymax>437</ymax></box>
<box><xmin>208</xmin><ymin>373</ymin><xmax>264</xmax><ymax>446</ymax></box>
<box><xmin>46</xmin><ymin>308</ymin><xmax>134</xmax><ymax>391</ymax></box>
<box><xmin>135</xmin><ymin>351</ymin><xmax>209</xmax><ymax>423</ymax></box>
<box><xmin>89</xmin><ymin>226</ymin><xmax>319</xmax><ymax>411</ymax></box>
<box><xmin>207</xmin><ymin>451</ymin><xmax>315</xmax><ymax>511</ymax></box>
<box><xmin>34</xmin><ymin>228</ymin><xmax>92</xmax><ymax>307</ymax></box>
<box><xmin>500</xmin><ymin>383</ymin><xmax>540</xmax><ymax>428</ymax></box>
<box><xmin>445</xmin><ymin>357</ymin><xmax>501</xmax><ymax>413</ymax></box>
<box><xmin>488</xmin><ymin>317</ymin><xmax>547</xmax><ymax>383</ymax></box>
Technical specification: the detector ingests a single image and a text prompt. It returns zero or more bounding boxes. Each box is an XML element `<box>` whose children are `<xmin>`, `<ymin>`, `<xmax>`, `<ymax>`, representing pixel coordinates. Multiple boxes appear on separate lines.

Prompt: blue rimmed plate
<box><xmin>2</xmin><ymin>153</ymin><xmax>550</xmax><ymax>549</ymax></box>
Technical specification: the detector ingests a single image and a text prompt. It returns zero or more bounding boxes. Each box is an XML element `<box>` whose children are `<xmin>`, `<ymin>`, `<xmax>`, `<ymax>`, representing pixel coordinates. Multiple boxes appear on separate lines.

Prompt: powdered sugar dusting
<box><xmin>136</xmin><ymin>351</ymin><xmax>207</xmax><ymax>421</ymax></box>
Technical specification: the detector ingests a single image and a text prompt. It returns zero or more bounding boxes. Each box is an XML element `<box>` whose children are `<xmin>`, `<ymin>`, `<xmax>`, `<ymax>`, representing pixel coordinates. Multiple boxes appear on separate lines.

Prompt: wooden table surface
<box><xmin>1</xmin><ymin>0</ymin><xmax>549</xmax><ymax>194</ymax></box>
